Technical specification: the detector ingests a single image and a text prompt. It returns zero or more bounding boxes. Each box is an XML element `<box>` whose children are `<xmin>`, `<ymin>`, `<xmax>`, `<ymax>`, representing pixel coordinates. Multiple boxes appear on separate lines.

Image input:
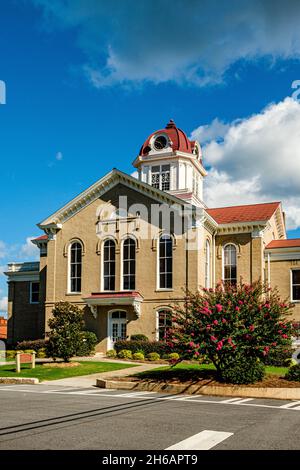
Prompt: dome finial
<box><xmin>166</xmin><ymin>119</ymin><xmax>176</xmax><ymax>129</ymax></box>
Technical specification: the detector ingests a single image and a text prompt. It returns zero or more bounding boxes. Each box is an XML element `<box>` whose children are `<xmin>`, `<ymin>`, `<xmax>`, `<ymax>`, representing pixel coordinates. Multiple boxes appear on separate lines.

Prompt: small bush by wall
<box><xmin>115</xmin><ymin>340</ymin><xmax>170</xmax><ymax>356</ymax></box>
<box><xmin>16</xmin><ymin>339</ymin><xmax>48</xmax><ymax>352</ymax></box>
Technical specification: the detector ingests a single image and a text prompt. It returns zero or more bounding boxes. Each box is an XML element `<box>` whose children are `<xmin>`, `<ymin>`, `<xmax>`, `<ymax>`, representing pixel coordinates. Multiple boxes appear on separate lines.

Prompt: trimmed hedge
<box><xmin>263</xmin><ymin>346</ymin><xmax>293</xmax><ymax>367</ymax></box>
<box><xmin>16</xmin><ymin>339</ymin><xmax>48</xmax><ymax>352</ymax></box>
<box><xmin>132</xmin><ymin>352</ymin><xmax>145</xmax><ymax>361</ymax></box>
<box><xmin>130</xmin><ymin>334</ymin><xmax>148</xmax><ymax>341</ymax></box>
<box><xmin>106</xmin><ymin>349</ymin><xmax>117</xmax><ymax>358</ymax></box>
<box><xmin>147</xmin><ymin>352</ymin><xmax>160</xmax><ymax>361</ymax></box>
<box><xmin>285</xmin><ymin>364</ymin><xmax>300</xmax><ymax>381</ymax></box>
<box><xmin>115</xmin><ymin>340</ymin><xmax>170</xmax><ymax>356</ymax></box>
<box><xmin>118</xmin><ymin>349</ymin><xmax>132</xmax><ymax>359</ymax></box>
<box><xmin>220</xmin><ymin>357</ymin><xmax>265</xmax><ymax>384</ymax></box>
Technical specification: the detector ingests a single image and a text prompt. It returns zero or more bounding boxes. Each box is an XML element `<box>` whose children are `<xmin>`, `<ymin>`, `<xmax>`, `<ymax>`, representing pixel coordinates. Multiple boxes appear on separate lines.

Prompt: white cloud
<box><xmin>0</xmin><ymin>296</ymin><xmax>7</xmax><ymax>314</ymax></box>
<box><xmin>131</xmin><ymin>170</ymin><xmax>138</xmax><ymax>180</ymax></box>
<box><xmin>20</xmin><ymin>237</ymin><xmax>39</xmax><ymax>260</ymax></box>
<box><xmin>191</xmin><ymin>97</ymin><xmax>300</xmax><ymax>229</ymax></box>
<box><xmin>56</xmin><ymin>151</ymin><xmax>63</xmax><ymax>161</ymax></box>
<box><xmin>30</xmin><ymin>0</ymin><xmax>300</xmax><ymax>87</ymax></box>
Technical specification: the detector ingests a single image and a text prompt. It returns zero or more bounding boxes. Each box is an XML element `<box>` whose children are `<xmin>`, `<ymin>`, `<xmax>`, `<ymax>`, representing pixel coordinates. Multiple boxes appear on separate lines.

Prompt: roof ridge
<box><xmin>207</xmin><ymin>201</ymin><xmax>281</xmax><ymax>211</ymax></box>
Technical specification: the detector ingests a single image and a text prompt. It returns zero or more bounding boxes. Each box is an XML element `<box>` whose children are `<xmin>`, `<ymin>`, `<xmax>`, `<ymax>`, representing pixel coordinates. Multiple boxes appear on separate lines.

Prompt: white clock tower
<box><xmin>132</xmin><ymin>119</ymin><xmax>207</xmax><ymax>207</ymax></box>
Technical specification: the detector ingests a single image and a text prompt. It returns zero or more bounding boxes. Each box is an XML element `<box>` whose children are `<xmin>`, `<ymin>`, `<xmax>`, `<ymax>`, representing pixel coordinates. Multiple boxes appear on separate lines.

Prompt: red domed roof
<box><xmin>140</xmin><ymin>119</ymin><xmax>194</xmax><ymax>156</ymax></box>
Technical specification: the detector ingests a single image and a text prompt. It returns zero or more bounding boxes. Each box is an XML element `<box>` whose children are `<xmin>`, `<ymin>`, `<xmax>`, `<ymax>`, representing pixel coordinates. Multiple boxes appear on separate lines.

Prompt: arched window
<box><xmin>159</xmin><ymin>234</ymin><xmax>173</xmax><ymax>289</ymax></box>
<box><xmin>223</xmin><ymin>244</ymin><xmax>237</xmax><ymax>285</ymax></box>
<box><xmin>158</xmin><ymin>309</ymin><xmax>172</xmax><ymax>341</ymax></box>
<box><xmin>205</xmin><ymin>239</ymin><xmax>211</xmax><ymax>289</ymax></box>
<box><xmin>103</xmin><ymin>239</ymin><xmax>116</xmax><ymax>291</ymax></box>
<box><xmin>69</xmin><ymin>241</ymin><xmax>82</xmax><ymax>293</ymax></box>
<box><xmin>123</xmin><ymin>238</ymin><xmax>136</xmax><ymax>290</ymax></box>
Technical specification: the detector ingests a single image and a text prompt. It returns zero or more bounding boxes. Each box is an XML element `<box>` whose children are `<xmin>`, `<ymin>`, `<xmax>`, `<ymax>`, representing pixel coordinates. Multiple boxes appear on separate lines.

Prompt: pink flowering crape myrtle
<box><xmin>167</xmin><ymin>282</ymin><xmax>294</xmax><ymax>376</ymax></box>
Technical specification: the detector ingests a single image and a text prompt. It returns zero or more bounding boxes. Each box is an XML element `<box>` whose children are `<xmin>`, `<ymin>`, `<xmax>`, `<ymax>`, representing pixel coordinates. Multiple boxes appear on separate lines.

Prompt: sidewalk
<box><xmin>42</xmin><ymin>362</ymin><xmax>162</xmax><ymax>388</ymax></box>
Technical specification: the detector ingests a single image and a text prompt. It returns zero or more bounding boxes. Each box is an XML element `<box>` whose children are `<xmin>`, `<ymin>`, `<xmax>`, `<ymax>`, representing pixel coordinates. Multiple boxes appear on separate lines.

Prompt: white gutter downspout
<box><xmin>213</xmin><ymin>230</ymin><xmax>216</xmax><ymax>288</ymax></box>
<box><xmin>267</xmin><ymin>251</ymin><xmax>271</xmax><ymax>294</ymax></box>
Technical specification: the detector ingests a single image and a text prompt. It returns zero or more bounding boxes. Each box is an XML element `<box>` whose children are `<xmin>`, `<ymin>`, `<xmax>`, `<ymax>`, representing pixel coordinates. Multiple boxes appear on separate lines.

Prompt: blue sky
<box><xmin>1</xmin><ymin>0</ymin><xmax>300</xmax><ymax>314</ymax></box>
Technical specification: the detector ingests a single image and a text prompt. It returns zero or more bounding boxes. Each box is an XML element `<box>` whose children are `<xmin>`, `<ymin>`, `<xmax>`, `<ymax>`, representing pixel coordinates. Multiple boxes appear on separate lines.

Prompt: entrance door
<box><xmin>109</xmin><ymin>311</ymin><xmax>127</xmax><ymax>349</ymax></box>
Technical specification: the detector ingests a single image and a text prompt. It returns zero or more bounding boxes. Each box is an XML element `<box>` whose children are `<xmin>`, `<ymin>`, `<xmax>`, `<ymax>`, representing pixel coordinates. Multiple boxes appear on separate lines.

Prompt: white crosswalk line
<box><xmin>279</xmin><ymin>400</ymin><xmax>300</xmax><ymax>409</ymax></box>
<box><xmin>231</xmin><ymin>398</ymin><xmax>254</xmax><ymax>405</ymax></box>
<box><xmin>166</xmin><ymin>430</ymin><xmax>234</xmax><ymax>450</ymax></box>
<box><xmin>219</xmin><ymin>397</ymin><xmax>243</xmax><ymax>403</ymax></box>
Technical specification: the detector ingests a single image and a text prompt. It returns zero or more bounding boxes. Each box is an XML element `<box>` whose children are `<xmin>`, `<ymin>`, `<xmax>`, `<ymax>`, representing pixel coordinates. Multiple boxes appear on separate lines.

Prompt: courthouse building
<box><xmin>5</xmin><ymin>120</ymin><xmax>300</xmax><ymax>351</ymax></box>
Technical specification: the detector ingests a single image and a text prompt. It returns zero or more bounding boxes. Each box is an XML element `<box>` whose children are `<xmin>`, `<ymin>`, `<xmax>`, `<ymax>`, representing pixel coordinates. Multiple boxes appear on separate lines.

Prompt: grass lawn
<box><xmin>135</xmin><ymin>362</ymin><xmax>289</xmax><ymax>382</ymax></box>
<box><xmin>0</xmin><ymin>361</ymin><xmax>137</xmax><ymax>381</ymax></box>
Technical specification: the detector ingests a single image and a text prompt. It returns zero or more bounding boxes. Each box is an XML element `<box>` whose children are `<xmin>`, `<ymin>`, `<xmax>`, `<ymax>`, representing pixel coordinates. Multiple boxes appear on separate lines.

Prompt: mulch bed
<box><xmin>119</xmin><ymin>369</ymin><xmax>300</xmax><ymax>388</ymax></box>
<box><xmin>42</xmin><ymin>362</ymin><xmax>81</xmax><ymax>368</ymax></box>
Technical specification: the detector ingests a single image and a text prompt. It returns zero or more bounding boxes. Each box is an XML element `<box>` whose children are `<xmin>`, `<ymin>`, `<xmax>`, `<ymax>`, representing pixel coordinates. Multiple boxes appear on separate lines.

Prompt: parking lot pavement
<box><xmin>0</xmin><ymin>384</ymin><xmax>300</xmax><ymax>450</ymax></box>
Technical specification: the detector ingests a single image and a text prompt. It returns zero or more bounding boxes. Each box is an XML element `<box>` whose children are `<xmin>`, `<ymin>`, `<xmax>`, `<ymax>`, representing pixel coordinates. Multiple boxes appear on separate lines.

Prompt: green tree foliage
<box><xmin>47</xmin><ymin>302</ymin><xmax>85</xmax><ymax>362</ymax></box>
<box><xmin>167</xmin><ymin>283</ymin><xmax>294</xmax><ymax>383</ymax></box>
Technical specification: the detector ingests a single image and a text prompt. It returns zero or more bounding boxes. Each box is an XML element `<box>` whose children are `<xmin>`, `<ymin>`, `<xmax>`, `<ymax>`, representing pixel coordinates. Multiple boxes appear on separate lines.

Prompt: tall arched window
<box><xmin>205</xmin><ymin>239</ymin><xmax>211</xmax><ymax>289</ymax></box>
<box><xmin>223</xmin><ymin>244</ymin><xmax>237</xmax><ymax>285</ymax></box>
<box><xmin>103</xmin><ymin>239</ymin><xmax>116</xmax><ymax>291</ymax></box>
<box><xmin>123</xmin><ymin>238</ymin><xmax>136</xmax><ymax>290</ymax></box>
<box><xmin>69</xmin><ymin>241</ymin><xmax>82</xmax><ymax>293</ymax></box>
<box><xmin>158</xmin><ymin>309</ymin><xmax>172</xmax><ymax>341</ymax></box>
<box><xmin>159</xmin><ymin>234</ymin><xmax>172</xmax><ymax>289</ymax></box>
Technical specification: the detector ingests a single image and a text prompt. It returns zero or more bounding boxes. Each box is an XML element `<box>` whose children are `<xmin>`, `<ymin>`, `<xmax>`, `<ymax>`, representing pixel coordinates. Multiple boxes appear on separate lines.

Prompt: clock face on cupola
<box><xmin>132</xmin><ymin>119</ymin><xmax>207</xmax><ymax>208</ymax></box>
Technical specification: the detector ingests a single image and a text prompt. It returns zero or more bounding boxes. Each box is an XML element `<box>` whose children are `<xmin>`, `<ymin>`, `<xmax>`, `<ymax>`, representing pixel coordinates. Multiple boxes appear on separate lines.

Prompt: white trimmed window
<box><xmin>151</xmin><ymin>164</ymin><xmax>170</xmax><ymax>191</ymax></box>
<box><xmin>292</xmin><ymin>270</ymin><xmax>300</xmax><ymax>301</ymax></box>
<box><xmin>123</xmin><ymin>238</ymin><xmax>136</xmax><ymax>290</ymax></box>
<box><xmin>205</xmin><ymin>239</ymin><xmax>211</xmax><ymax>288</ymax></box>
<box><xmin>159</xmin><ymin>235</ymin><xmax>173</xmax><ymax>289</ymax></box>
<box><xmin>223</xmin><ymin>244</ymin><xmax>237</xmax><ymax>285</ymax></box>
<box><xmin>103</xmin><ymin>239</ymin><xmax>116</xmax><ymax>291</ymax></box>
<box><xmin>69</xmin><ymin>242</ymin><xmax>82</xmax><ymax>293</ymax></box>
<box><xmin>30</xmin><ymin>281</ymin><xmax>40</xmax><ymax>304</ymax></box>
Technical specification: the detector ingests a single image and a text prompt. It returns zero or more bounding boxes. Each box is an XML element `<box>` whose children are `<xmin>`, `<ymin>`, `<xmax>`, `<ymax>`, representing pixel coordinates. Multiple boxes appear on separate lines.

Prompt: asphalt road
<box><xmin>0</xmin><ymin>384</ymin><xmax>299</xmax><ymax>450</ymax></box>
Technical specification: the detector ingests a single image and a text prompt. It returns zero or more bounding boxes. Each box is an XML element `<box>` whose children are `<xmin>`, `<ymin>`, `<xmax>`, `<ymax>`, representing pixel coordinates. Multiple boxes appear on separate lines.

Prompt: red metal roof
<box><xmin>140</xmin><ymin>119</ymin><xmax>193</xmax><ymax>155</ymax></box>
<box><xmin>88</xmin><ymin>291</ymin><xmax>143</xmax><ymax>299</ymax></box>
<box><xmin>33</xmin><ymin>235</ymin><xmax>48</xmax><ymax>241</ymax></box>
<box><xmin>206</xmin><ymin>202</ymin><xmax>280</xmax><ymax>224</ymax></box>
<box><xmin>266</xmin><ymin>239</ymin><xmax>300</xmax><ymax>249</ymax></box>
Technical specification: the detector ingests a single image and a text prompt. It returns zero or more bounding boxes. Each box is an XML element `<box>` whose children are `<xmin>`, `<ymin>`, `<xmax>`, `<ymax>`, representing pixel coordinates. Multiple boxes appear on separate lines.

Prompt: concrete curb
<box><xmin>0</xmin><ymin>377</ymin><xmax>39</xmax><ymax>384</ymax></box>
<box><xmin>96</xmin><ymin>379</ymin><xmax>300</xmax><ymax>400</ymax></box>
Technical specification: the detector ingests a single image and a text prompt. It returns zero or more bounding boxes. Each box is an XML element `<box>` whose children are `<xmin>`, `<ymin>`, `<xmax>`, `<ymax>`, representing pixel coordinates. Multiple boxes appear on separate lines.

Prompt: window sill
<box><xmin>66</xmin><ymin>292</ymin><xmax>82</xmax><ymax>296</ymax></box>
<box><xmin>155</xmin><ymin>289</ymin><xmax>174</xmax><ymax>292</ymax></box>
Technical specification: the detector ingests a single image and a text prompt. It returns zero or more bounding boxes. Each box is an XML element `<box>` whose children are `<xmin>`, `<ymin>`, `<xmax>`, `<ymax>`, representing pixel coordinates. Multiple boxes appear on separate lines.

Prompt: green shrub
<box><xmin>285</xmin><ymin>364</ymin><xmax>300</xmax><ymax>381</ymax></box>
<box><xmin>76</xmin><ymin>331</ymin><xmax>98</xmax><ymax>357</ymax></box>
<box><xmin>36</xmin><ymin>348</ymin><xmax>47</xmax><ymax>358</ymax></box>
<box><xmin>118</xmin><ymin>349</ymin><xmax>133</xmax><ymax>359</ymax></box>
<box><xmin>167</xmin><ymin>352</ymin><xmax>180</xmax><ymax>361</ymax></box>
<box><xmin>106</xmin><ymin>349</ymin><xmax>117</xmax><ymax>358</ymax></box>
<box><xmin>5</xmin><ymin>350</ymin><xmax>18</xmax><ymax>360</ymax></box>
<box><xmin>263</xmin><ymin>346</ymin><xmax>293</xmax><ymax>367</ymax></box>
<box><xmin>130</xmin><ymin>334</ymin><xmax>149</xmax><ymax>341</ymax></box>
<box><xmin>147</xmin><ymin>352</ymin><xmax>160</xmax><ymax>361</ymax></box>
<box><xmin>23</xmin><ymin>349</ymin><xmax>35</xmax><ymax>354</ymax></box>
<box><xmin>16</xmin><ymin>339</ymin><xmax>48</xmax><ymax>352</ymax></box>
<box><xmin>132</xmin><ymin>352</ymin><xmax>145</xmax><ymax>361</ymax></box>
<box><xmin>220</xmin><ymin>356</ymin><xmax>265</xmax><ymax>384</ymax></box>
<box><xmin>115</xmin><ymin>340</ymin><xmax>170</xmax><ymax>356</ymax></box>
<box><xmin>47</xmin><ymin>302</ymin><xmax>86</xmax><ymax>362</ymax></box>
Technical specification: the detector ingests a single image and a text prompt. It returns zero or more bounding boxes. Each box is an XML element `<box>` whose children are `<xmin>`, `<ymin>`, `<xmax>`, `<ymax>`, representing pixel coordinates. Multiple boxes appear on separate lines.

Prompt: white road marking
<box><xmin>0</xmin><ymin>387</ymin><xmax>300</xmax><ymax>412</ymax></box>
<box><xmin>231</xmin><ymin>398</ymin><xmax>254</xmax><ymax>405</ymax></box>
<box><xmin>220</xmin><ymin>397</ymin><xmax>243</xmax><ymax>403</ymax></box>
<box><xmin>165</xmin><ymin>430</ymin><xmax>233</xmax><ymax>450</ymax></box>
<box><xmin>279</xmin><ymin>400</ymin><xmax>300</xmax><ymax>409</ymax></box>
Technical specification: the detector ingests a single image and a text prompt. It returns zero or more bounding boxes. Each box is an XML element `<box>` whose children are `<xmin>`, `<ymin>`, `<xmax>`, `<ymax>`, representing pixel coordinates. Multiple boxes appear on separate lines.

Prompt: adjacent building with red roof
<box><xmin>4</xmin><ymin>120</ymin><xmax>300</xmax><ymax>348</ymax></box>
